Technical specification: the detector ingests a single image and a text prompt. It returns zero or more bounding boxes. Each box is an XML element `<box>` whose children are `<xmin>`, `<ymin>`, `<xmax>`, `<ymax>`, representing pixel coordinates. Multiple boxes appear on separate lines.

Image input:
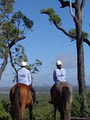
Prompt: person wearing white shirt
<box><xmin>53</xmin><ymin>60</ymin><xmax>66</xmax><ymax>83</ymax></box>
<box><xmin>17</xmin><ymin>61</ymin><xmax>38</xmax><ymax>104</ymax></box>
<box><xmin>49</xmin><ymin>60</ymin><xmax>66</xmax><ymax>104</ymax></box>
<box><xmin>17</xmin><ymin>66</ymin><xmax>31</xmax><ymax>85</ymax></box>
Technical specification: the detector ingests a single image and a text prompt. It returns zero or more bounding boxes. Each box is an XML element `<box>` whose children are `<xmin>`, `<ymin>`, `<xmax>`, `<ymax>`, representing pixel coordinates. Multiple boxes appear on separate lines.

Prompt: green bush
<box><xmin>71</xmin><ymin>91</ymin><xmax>82</xmax><ymax>117</ymax></box>
<box><xmin>71</xmin><ymin>90</ymin><xmax>90</xmax><ymax>117</ymax></box>
<box><xmin>1</xmin><ymin>100</ymin><xmax>11</xmax><ymax>114</ymax></box>
<box><xmin>0</xmin><ymin>90</ymin><xmax>90</xmax><ymax>120</ymax></box>
<box><xmin>0</xmin><ymin>101</ymin><xmax>11</xmax><ymax>120</ymax></box>
<box><xmin>23</xmin><ymin>94</ymin><xmax>60</xmax><ymax>120</ymax></box>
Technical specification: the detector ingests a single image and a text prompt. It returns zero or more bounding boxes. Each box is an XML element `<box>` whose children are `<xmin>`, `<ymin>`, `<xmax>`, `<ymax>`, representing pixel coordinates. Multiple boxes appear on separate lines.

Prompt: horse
<box><xmin>10</xmin><ymin>83</ymin><xmax>33</xmax><ymax>120</ymax></box>
<box><xmin>50</xmin><ymin>82</ymin><xmax>73</xmax><ymax>120</ymax></box>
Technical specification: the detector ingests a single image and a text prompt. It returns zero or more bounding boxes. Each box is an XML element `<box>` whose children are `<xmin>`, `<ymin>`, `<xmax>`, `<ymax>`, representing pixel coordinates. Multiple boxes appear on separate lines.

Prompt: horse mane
<box><xmin>14</xmin><ymin>86</ymin><xmax>21</xmax><ymax>120</ymax></box>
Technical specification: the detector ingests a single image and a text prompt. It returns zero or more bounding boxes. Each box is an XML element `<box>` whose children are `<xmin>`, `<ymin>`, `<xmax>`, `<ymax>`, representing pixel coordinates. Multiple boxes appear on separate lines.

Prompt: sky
<box><xmin>0</xmin><ymin>0</ymin><xmax>90</xmax><ymax>87</ymax></box>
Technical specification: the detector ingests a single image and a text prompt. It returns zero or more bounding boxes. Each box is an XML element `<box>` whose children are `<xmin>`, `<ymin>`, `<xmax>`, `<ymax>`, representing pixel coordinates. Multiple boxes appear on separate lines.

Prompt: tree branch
<box><xmin>83</xmin><ymin>38</ymin><xmax>90</xmax><ymax>46</ymax></box>
<box><xmin>69</xmin><ymin>0</ymin><xmax>75</xmax><ymax>18</ymax></box>
<box><xmin>8</xmin><ymin>36</ymin><xmax>25</xmax><ymax>49</ymax></box>
<box><xmin>58</xmin><ymin>0</ymin><xmax>76</xmax><ymax>8</ymax></box>
<box><xmin>53</xmin><ymin>22</ymin><xmax>76</xmax><ymax>39</ymax></box>
<box><xmin>80</xmin><ymin>0</ymin><xmax>86</xmax><ymax>15</ymax></box>
<box><xmin>70</xmin><ymin>37</ymin><xmax>90</xmax><ymax>46</ymax></box>
<box><xmin>80</xmin><ymin>0</ymin><xmax>85</xmax><ymax>11</ymax></box>
<box><xmin>0</xmin><ymin>9</ymin><xmax>9</xmax><ymax>20</ymax></box>
<box><xmin>9</xmin><ymin>50</ymin><xmax>17</xmax><ymax>74</ymax></box>
<box><xmin>0</xmin><ymin>55</ymin><xmax>8</xmax><ymax>79</ymax></box>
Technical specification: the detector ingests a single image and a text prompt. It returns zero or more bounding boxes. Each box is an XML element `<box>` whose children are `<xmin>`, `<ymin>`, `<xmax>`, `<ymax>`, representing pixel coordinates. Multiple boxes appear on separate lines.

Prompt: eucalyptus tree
<box><xmin>41</xmin><ymin>0</ymin><xmax>90</xmax><ymax>115</ymax></box>
<box><xmin>0</xmin><ymin>0</ymin><xmax>41</xmax><ymax>80</ymax></box>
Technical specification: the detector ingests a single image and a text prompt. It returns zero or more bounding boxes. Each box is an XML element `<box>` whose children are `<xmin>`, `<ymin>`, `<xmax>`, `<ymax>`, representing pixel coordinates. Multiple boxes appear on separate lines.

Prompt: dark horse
<box><xmin>50</xmin><ymin>82</ymin><xmax>73</xmax><ymax>120</ymax></box>
<box><xmin>10</xmin><ymin>83</ymin><xmax>33</xmax><ymax>120</ymax></box>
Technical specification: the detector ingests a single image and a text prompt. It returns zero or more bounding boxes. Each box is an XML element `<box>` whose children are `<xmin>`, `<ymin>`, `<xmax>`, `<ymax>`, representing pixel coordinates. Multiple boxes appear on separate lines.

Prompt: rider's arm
<box><xmin>64</xmin><ymin>69</ymin><xmax>67</xmax><ymax>80</ymax></box>
<box><xmin>31</xmin><ymin>75</ymin><xmax>33</xmax><ymax>85</ymax></box>
<box><xmin>16</xmin><ymin>72</ymin><xmax>18</xmax><ymax>83</ymax></box>
<box><xmin>28</xmin><ymin>71</ymin><xmax>32</xmax><ymax>85</ymax></box>
<box><xmin>53</xmin><ymin>70</ymin><xmax>57</xmax><ymax>82</ymax></box>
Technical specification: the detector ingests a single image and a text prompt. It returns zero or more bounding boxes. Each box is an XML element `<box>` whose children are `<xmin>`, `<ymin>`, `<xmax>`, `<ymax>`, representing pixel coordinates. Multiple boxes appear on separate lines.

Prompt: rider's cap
<box><xmin>56</xmin><ymin>60</ymin><xmax>62</xmax><ymax>65</ymax></box>
<box><xmin>21</xmin><ymin>61</ymin><xmax>27</xmax><ymax>67</ymax></box>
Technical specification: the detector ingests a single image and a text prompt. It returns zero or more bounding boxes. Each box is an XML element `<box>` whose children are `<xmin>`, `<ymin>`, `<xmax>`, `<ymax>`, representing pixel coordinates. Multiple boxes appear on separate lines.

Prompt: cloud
<box><xmin>49</xmin><ymin>53</ymin><xmax>76</xmax><ymax>71</ymax></box>
<box><xmin>33</xmin><ymin>53</ymin><xmax>77</xmax><ymax>86</ymax></box>
<box><xmin>54</xmin><ymin>53</ymin><xmax>76</xmax><ymax>68</ymax></box>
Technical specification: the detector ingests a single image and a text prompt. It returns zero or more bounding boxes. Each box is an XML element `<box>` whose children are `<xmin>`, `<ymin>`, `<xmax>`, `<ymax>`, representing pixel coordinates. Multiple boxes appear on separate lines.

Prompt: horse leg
<box><xmin>10</xmin><ymin>104</ymin><xmax>14</xmax><ymax>120</ymax></box>
<box><xmin>21</xmin><ymin>104</ymin><xmax>26</xmax><ymax>120</ymax></box>
<box><xmin>60</xmin><ymin>109</ymin><xmax>64</xmax><ymax>120</ymax></box>
<box><xmin>54</xmin><ymin>105</ymin><xmax>57</xmax><ymax>120</ymax></box>
<box><xmin>29</xmin><ymin>105</ymin><xmax>33</xmax><ymax>120</ymax></box>
<box><xmin>60</xmin><ymin>108</ymin><xmax>70</xmax><ymax>120</ymax></box>
<box><xmin>10</xmin><ymin>92</ymin><xmax>14</xmax><ymax>120</ymax></box>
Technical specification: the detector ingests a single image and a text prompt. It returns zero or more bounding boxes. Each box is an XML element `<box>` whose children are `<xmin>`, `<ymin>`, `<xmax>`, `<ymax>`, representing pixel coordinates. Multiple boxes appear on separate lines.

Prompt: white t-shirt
<box><xmin>17</xmin><ymin>67</ymin><xmax>31</xmax><ymax>85</ymax></box>
<box><xmin>53</xmin><ymin>68</ymin><xmax>66</xmax><ymax>83</ymax></box>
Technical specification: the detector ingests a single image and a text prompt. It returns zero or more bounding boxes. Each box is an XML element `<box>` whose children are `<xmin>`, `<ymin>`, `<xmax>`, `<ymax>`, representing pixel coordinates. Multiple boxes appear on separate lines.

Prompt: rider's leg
<box><xmin>49</xmin><ymin>84</ymin><xmax>56</xmax><ymax>104</ymax></box>
<box><xmin>29</xmin><ymin>85</ymin><xmax>38</xmax><ymax>104</ymax></box>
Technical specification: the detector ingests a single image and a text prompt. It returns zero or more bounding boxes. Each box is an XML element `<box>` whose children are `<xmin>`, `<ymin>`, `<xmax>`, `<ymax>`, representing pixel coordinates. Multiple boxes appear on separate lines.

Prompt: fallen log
<box><xmin>71</xmin><ymin>117</ymin><xmax>90</xmax><ymax>120</ymax></box>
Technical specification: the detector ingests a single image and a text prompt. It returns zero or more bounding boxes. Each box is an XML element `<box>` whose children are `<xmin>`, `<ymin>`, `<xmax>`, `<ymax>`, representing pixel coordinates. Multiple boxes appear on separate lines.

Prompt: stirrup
<box><xmin>34</xmin><ymin>100</ymin><xmax>38</xmax><ymax>105</ymax></box>
<box><xmin>36</xmin><ymin>100</ymin><xmax>38</xmax><ymax>104</ymax></box>
<box><xmin>49</xmin><ymin>101</ymin><xmax>54</xmax><ymax>104</ymax></box>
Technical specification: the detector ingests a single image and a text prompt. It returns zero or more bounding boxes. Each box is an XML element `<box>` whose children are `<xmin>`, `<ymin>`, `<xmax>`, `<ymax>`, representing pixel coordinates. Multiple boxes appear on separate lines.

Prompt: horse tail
<box><xmin>61</xmin><ymin>86</ymin><xmax>70</xmax><ymax>108</ymax></box>
<box><xmin>14</xmin><ymin>86</ymin><xmax>21</xmax><ymax>120</ymax></box>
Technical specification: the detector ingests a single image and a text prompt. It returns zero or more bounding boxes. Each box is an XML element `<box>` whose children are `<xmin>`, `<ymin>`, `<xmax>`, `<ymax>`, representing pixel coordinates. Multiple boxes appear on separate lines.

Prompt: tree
<box><xmin>41</xmin><ymin>0</ymin><xmax>90</xmax><ymax>115</ymax></box>
<box><xmin>0</xmin><ymin>0</ymin><xmax>41</xmax><ymax>80</ymax></box>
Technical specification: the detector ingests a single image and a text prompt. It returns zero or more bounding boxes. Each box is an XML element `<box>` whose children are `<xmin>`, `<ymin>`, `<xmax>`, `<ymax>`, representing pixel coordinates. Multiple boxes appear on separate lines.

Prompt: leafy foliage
<box><xmin>28</xmin><ymin>59</ymin><xmax>42</xmax><ymax>74</ymax></box>
<box><xmin>69</xmin><ymin>29</ymin><xmax>89</xmax><ymax>41</ymax></box>
<box><xmin>0</xmin><ymin>0</ymin><xmax>41</xmax><ymax>79</ymax></box>
<box><xmin>11</xmin><ymin>11</ymin><xmax>33</xmax><ymax>30</ymax></box>
<box><xmin>71</xmin><ymin>90</ymin><xmax>90</xmax><ymax>117</ymax></box>
<box><xmin>0</xmin><ymin>0</ymin><xmax>33</xmax><ymax>62</ymax></box>
<box><xmin>13</xmin><ymin>44</ymin><xmax>28</xmax><ymax>64</ymax></box>
<box><xmin>0</xmin><ymin>0</ymin><xmax>15</xmax><ymax>14</ymax></box>
<box><xmin>41</xmin><ymin>8</ymin><xmax>61</xmax><ymax>24</ymax></box>
<box><xmin>1</xmin><ymin>100</ymin><xmax>11</xmax><ymax>115</ymax></box>
<box><xmin>0</xmin><ymin>101</ymin><xmax>11</xmax><ymax>120</ymax></box>
<box><xmin>0</xmin><ymin>90</ymin><xmax>90</xmax><ymax>119</ymax></box>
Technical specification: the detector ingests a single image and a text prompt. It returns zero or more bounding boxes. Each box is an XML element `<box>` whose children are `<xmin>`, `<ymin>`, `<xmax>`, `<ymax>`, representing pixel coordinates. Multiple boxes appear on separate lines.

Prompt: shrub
<box><xmin>0</xmin><ymin>101</ymin><xmax>11</xmax><ymax>120</ymax></box>
<box><xmin>71</xmin><ymin>90</ymin><xmax>90</xmax><ymax>117</ymax></box>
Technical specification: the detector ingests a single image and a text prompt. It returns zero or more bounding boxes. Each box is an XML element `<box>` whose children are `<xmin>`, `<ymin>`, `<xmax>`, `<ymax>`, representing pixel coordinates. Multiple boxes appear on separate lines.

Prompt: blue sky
<box><xmin>0</xmin><ymin>0</ymin><xmax>90</xmax><ymax>87</ymax></box>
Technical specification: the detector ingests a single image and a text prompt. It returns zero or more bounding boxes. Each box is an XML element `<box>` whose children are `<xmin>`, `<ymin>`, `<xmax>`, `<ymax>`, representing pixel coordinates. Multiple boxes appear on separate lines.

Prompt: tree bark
<box><xmin>76</xmin><ymin>33</ymin><xmax>87</xmax><ymax>112</ymax></box>
<box><xmin>74</xmin><ymin>0</ymin><xmax>87</xmax><ymax>114</ymax></box>
<box><xmin>0</xmin><ymin>57</ymin><xmax>8</xmax><ymax>79</ymax></box>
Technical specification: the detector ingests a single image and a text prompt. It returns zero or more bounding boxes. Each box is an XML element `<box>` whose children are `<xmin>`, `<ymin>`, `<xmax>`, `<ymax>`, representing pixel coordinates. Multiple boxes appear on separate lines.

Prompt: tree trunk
<box><xmin>74</xmin><ymin>0</ymin><xmax>87</xmax><ymax>115</ymax></box>
<box><xmin>0</xmin><ymin>58</ymin><xmax>7</xmax><ymax>79</ymax></box>
<box><xmin>75</xmin><ymin>22</ymin><xmax>87</xmax><ymax>116</ymax></box>
<box><xmin>0</xmin><ymin>49</ymin><xmax>9</xmax><ymax>79</ymax></box>
<box><xmin>76</xmin><ymin>36</ymin><xmax>87</xmax><ymax>113</ymax></box>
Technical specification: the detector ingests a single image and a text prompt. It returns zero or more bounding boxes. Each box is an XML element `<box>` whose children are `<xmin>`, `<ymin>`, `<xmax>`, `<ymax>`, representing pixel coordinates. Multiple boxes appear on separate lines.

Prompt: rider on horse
<box><xmin>49</xmin><ymin>60</ymin><xmax>66</xmax><ymax>104</ymax></box>
<box><xmin>16</xmin><ymin>61</ymin><xmax>38</xmax><ymax>104</ymax></box>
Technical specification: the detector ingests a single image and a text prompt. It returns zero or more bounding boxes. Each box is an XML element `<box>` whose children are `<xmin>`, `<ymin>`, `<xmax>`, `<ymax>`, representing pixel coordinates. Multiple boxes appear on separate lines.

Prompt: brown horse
<box><xmin>10</xmin><ymin>83</ymin><xmax>33</xmax><ymax>120</ymax></box>
<box><xmin>50</xmin><ymin>82</ymin><xmax>73</xmax><ymax>120</ymax></box>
